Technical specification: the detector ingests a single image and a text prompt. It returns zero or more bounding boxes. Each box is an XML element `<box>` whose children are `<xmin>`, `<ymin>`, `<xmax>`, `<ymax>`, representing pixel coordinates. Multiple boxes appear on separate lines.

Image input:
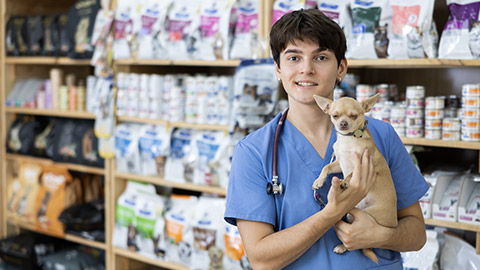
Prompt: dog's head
<box><xmin>314</xmin><ymin>94</ymin><xmax>379</xmax><ymax>135</ymax></box>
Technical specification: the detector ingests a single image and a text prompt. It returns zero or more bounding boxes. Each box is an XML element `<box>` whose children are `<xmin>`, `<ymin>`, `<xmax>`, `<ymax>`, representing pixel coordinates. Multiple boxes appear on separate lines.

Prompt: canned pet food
<box><xmin>406</xmin><ymin>127</ymin><xmax>424</xmax><ymax>138</ymax></box>
<box><xmin>406</xmin><ymin>86</ymin><xmax>425</xmax><ymax>99</ymax></box>
<box><xmin>425</xmin><ymin>129</ymin><xmax>442</xmax><ymax>140</ymax></box>
<box><xmin>462</xmin><ymin>84</ymin><xmax>480</xmax><ymax>96</ymax></box>
<box><xmin>442</xmin><ymin>118</ymin><xmax>461</xmax><ymax>131</ymax></box>
<box><xmin>425</xmin><ymin>119</ymin><xmax>442</xmax><ymax>129</ymax></box>
<box><xmin>462</xmin><ymin>96</ymin><xmax>480</xmax><ymax>107</ymax></box>
<box><xmin>462</xmin><ymin>108</ymin><xmax>480</xmax><ymax>118</ymax></box>
<box><xmin>390</xmin><ymin>117</ymin><xmax>405</xmax><ymax>126</ymax></box>
<box><xmin>442</xmin><ymin>130</ymin><xmax>461</xmax><ymax>141</ymax></box>
<box><xmin>356</xmin><ymin>84</ymin><xmax>374</xmax><ymax>95</ymax></box>
<box><xmin>425</xmin><ymin>96</ymin><xmax>445</xmax><ymax>109</ymax></box>
<box><xmin>425</xmin><ymin>109</ymin><xmax>444</xmax><ymax>119</ymax></box>
<box><xmin>407</xmin><ymin>98</ymin><xmax>425</xmax><ymax>108</ymax></box>
<box><xmin>356</xmin><ymin>94</ymin><xmax>370</xmax><ymax>102</ymax></box>
<box><xmin>446</xmin><ymin>95</ymin><xmax>459</xmax><ymax>108</ymax></box>
<box><xmin>406</xmin><ymin>117</ymin><xmax>424</xmax><ymax>128</ymax></box>
<box><xmin>462</xmin><ymin>119</ymin><xmax>480</xmax><ymax>130</ymax></box>
<box><xmin>444</xmin><ymin>107</ymin><xmax>457</xmax><ymax>118</ymax></box>
<box><xmin>406</xmin><ymin>108</ymin><xmax>424</xmax><ymax>118</ymax></box>
<box><xmin>393</xmin><ymin>126</ymin><xmax>406</xmax><ymax>137</ymax></box>
<box><xmin>391</xmin><ymin>104</ymin><xmax>406</xmax><ymax>117</ymax></box>
<box><xmin>461</xmin><ymin>130</ymin><xmax>480</xmax><ymax>142</ymax></box>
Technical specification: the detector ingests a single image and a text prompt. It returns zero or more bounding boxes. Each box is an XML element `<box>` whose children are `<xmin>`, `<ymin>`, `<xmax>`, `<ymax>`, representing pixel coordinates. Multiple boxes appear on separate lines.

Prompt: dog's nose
<box><xmin>340</xmin><ymin>121</ymin><xmax>348</xmax><ymax>129</ymax></box>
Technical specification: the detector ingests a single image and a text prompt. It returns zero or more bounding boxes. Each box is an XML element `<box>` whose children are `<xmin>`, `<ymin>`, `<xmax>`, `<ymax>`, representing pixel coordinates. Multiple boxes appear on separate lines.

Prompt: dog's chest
<box><xmin>333</xmin><ymin>136</ymin><xmax>366</xmax><ymax>177</ymax></box>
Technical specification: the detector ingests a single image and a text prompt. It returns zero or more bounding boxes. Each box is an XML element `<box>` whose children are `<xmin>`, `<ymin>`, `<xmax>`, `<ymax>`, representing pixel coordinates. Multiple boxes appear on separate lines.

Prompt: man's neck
<box><xmin>287</xmin><ymin>104</ymin><xmax>333</xmax><ymax>139</ymax></box>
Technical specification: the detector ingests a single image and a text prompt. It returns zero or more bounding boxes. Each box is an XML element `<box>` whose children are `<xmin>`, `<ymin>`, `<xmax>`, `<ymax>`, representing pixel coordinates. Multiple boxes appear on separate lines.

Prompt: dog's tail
<box><xmin>362</xmin><ymin>248</ymin><xmax>378</xmax><ymax>264</ymax></box>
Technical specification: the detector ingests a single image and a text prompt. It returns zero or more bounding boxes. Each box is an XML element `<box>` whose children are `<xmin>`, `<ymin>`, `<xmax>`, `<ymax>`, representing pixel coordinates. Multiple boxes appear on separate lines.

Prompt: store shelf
<box><xmin>425</xmin><ymin>218</ymin><xmax>480</xmax><ymax>232</ymax></box>
<box><xmin>5</xmin><ymin>57</ymin><xmax>91</xmax><ymax>65</ymax></box>
<box><xmin>5</xmin><ymin>107</ymin><xmax>96</xmax><ymax>119</ymax></box>
<box><xmin>348</xmin><ymin>58</ymin><xmax>480</xmax><ymax>68</ymax></box>
<box><xmin>5</xmin><ymin>153</ymin><xmax>105</xmax><ymax>175</ymax></box>
<box><xmin>114</xmin><ymin>58</ymin><xmax>241</xmax><ymax>67</ymax></box>
<box><xmin>117</xmin><ymin>116</ymin><xmax>229</xmax><ymax>131</ymax></box>
<box><xmin>401</xmin><ymin>137</ymin><xmax>480</xmax><ymax>150</ymax></box>
<box><xmin>115</xmin><ymin>172</ymin><xmax>227</xmax><ymax>196</ymax></box>
<box><xmin>7</xmin><ymin>218</ymin><xmax>106</xmax><ymax>250</ymax></box>
<box><xmin>113</xmin><ymin>247</ymin><xmax>188</xmax><ymax>270</ymax></box>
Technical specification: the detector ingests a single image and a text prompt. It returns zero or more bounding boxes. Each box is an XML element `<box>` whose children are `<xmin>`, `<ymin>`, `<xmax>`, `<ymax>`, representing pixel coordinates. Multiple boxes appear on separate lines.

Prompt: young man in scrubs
<box><xmin>224</xmin><ymin>9</ymin><xmax>429</xmax><ymax>269</ymax></box>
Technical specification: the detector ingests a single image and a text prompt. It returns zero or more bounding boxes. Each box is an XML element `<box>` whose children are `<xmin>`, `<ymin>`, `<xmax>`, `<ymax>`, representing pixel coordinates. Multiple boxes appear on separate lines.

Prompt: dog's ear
<box><xmin>314</xmin><ymin>95</ymin><xmax>332</xmax><ymax>114</ymax></box>
<box><xmin>361</xmin><ymin>93</ymin><xmax>379</xmax><ymax>113</ymax></box>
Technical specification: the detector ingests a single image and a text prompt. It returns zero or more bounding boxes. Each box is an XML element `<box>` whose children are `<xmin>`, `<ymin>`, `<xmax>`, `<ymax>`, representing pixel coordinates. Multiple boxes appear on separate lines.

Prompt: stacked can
<box><xmin>424</xmin><ymin>96</ymin><xmax>445</xmax><ymax>140</ymax></box>
<box><xmin>356</xmin><ymin>84</ymin><xmax>375</xmax><ymax>117</ymax></box>
<box><xmin>148</xmin><ymin>74</ymin><xmax>163</xmax><ymax>119</ymax></box>
<box><xmin>460</xmin><ymin>84</ymin><xmax>480</xmax><ymax>141</ymax></box>
<box><xmin>184</xmin><ymin>75</ymin><xmax>198</xmax><ymax>123</ymax></box>
<box><xmin>137</xmin><ymin>74</ymin><xmax>150</xmax><ymax>118</ymax></box>
<box><xmin>169</xmin><ymin>75</ymin><xmax>185</xmax><ymax>122</ymax></box>
<box><xmin>390</xmin><ymin>102</ymin><xmax>407</xmax><ymax>136</ymax></box>
<box><xmin>115</xmin><ymin>72</ymin><xmax>128</xmax><ymax>117</ymax></box>
<box><xmin>374</xmin><ymin>84</ymin><xmax>390</xmax><ymax>103</ymax></box>
<box><xmin>405</xmin><ymin>86</ymin><xmax>425</xmax><ymax>138</ymax></box>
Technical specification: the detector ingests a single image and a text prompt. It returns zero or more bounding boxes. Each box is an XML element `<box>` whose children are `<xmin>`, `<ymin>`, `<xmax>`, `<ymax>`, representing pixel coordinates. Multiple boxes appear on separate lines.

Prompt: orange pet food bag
<box><xmin>14</xmin><ymin>163</ymin><xmax>42</xmax><ymax>225</ymax></box>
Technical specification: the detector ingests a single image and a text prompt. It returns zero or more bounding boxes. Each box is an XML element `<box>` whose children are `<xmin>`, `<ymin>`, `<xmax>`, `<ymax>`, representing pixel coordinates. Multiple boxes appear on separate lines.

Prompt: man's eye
<box><xmin>288</xmin><ymin>56</ymin><xmax>299</xmax><ymax>61</ymax></box>
<box><xmin>316</xmin><ymin>55</ymin><xmax>327</xmax><ymax>61</ymax></box>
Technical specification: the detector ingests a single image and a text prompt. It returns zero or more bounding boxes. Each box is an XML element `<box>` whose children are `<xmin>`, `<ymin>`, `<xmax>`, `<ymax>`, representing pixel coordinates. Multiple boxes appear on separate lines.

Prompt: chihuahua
<box><xmin>312</xmin><ymin>94</ymin><xmax>397</xmax><ymax>263</ymax></box>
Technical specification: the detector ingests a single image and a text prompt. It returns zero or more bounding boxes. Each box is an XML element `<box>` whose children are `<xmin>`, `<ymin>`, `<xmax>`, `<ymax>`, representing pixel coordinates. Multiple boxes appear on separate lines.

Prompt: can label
<box><xmin>462</xmin><ymin>84</ymin><xmax>480</xmax><ymax>96</ymax></box>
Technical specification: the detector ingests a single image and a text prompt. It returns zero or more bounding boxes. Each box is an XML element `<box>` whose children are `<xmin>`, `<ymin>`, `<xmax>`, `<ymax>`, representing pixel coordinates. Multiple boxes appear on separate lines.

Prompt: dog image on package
<box><xmin>312</xmin><ymin>94</ymin><xmax>397</xmax><ymax>263</ymax></box>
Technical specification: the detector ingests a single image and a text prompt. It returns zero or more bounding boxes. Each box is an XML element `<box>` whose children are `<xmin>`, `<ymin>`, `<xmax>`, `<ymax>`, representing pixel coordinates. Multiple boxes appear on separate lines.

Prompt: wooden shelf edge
<box><xmin>114</xmin><ymin>58</ymin><xmax>240</xmax><ymax>67</ymax></box>
<box><xmin>425</xmin><ymin>218</ymin><xmax>480</xmax><ymax>232</ymax></box>
<box><xmin>5</xmin><ymin>153</ymin><xmax>105</xmax><ymax>175</ymax></box>
<box><xmin>5</xmin><ymin>57</ymin><xmax>91</xmax><ymax>65</ymax></box>
<box><xmin>114</xmin><ymin>172</ymin><xmax>227</xmax><ymax>196</ymax></box>
<box><xmin>348</xmin><ymin>58</ymin><xmax>480</xmax><ymax>68</ymax></box>
<box><xmin>113</xmin><ymin>247</ymin><xmax>189</xmax><ymax>270</ymax></box>
<box><xmin>7</xmin><ymin>219</ymin><xmax>106</xmax><ymax>250</ymax></box>
<box><xmin>5</xmin><ymin>107</ymin><xmax>96</xmax><ymax>119</ymax></box>
<box><xmin>117</xmin><ymin>116</ymin><xmax>229</xmax><ymax>131</ymax></box>
<box><xmin>401</xmin><ymin>137</ymin><xmax>480</xmax><ymax>150</ymax></box>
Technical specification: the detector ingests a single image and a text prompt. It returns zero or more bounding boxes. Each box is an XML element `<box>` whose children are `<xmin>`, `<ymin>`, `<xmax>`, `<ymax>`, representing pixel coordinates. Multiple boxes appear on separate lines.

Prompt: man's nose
<box><xmin>300</xmin><ymin>61</ymin><xmax>315</xmax><ymax>75</ymax></box>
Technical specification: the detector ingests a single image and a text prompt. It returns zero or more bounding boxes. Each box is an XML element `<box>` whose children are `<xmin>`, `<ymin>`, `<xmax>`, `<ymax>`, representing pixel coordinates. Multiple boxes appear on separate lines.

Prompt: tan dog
<box><xmin>311</xmin><ymin>94</ymin><xmax>397</xmax><ymax>263</ymax></box>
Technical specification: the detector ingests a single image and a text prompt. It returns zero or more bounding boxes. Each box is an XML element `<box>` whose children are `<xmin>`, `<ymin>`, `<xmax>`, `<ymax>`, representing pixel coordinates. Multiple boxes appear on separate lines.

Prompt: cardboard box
<box><xmin>432</xmin><ymin>174</ymin><xmax>465</xmax><ymax>222</ymax></box>
<box><xmin>458</xmin><ymin>176</ymin><xmax>480</xmax><ymax>225</ymax></box>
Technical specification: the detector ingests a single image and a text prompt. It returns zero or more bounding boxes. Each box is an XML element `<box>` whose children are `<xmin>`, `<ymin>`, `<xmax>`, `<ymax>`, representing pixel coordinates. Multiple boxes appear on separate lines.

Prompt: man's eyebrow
<box><xmin>283</xmin><ymin>48</ymin><xmax>328</xmax><ymax>55</ymax></box>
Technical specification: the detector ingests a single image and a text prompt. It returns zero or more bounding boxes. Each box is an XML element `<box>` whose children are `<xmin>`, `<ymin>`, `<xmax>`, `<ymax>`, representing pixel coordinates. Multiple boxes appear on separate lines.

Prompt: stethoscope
<box><xmin>266</xmin><ymin>108</ymin><xmax>327</xmax><ymax>207</ymax></box>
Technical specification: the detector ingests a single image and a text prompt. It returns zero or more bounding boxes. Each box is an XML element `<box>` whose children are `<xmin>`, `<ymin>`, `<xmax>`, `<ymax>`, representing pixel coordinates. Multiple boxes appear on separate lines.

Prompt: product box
<box><xmin>432</xmin><ymin>174</ymin><xmax>465</xmax><ymax>222</ymax></box>
<box><xmin>458</xmin><ymin>175</ymin><xmax>480</xmax><ymax>225</ymax></box>
<box><xmin>420</xmin><ymin>171</ymin><xmax>459</xmax><ymax>219</ymax></box>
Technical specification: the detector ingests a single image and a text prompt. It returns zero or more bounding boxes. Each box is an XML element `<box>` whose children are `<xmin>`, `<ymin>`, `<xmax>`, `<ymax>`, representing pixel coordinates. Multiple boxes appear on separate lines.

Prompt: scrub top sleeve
<box><xmin>386</xmin><ymin>125</ymin><xmax>429</xmax><ymax>210</ymax></box>
<box><xmin>224</xmin><ymin>140</ymin><xmax>276</xmax><ymax>227</ymax></box>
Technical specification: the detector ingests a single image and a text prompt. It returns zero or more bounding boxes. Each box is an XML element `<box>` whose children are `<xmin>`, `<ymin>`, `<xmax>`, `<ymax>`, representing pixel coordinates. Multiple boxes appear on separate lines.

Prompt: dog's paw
<box><xmin>333</xmin><ymin>244</ymin><xmax>347</xmax><ymax>254</ymax></box>
<box><xmin>312</xmin><ymin>177</ymin><xmax>326</xmax><ymax>190</ymax></box>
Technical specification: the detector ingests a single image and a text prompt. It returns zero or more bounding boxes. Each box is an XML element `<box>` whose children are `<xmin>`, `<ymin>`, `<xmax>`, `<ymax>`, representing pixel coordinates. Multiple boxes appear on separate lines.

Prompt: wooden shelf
<box><xmin>7</xmin><ymin>219</ymin><xmax>106</xmax><ymax>250</ymax></box>
<box><xmin>401</xmin><ymin>137</ymin><xmax>480</xmax><ymax>150</ymax></box>
<box><xmin>5</xmin><ymin>57</ymin><xmax>91</xmax><ymax>65</ymax></box>
<box><xmin>114</xmin><ymin>58</ymin><xmax>241</xmax><ymax>67</ymax></box>
<box><xmin>113</xmin><ymin>248</ymin><xmax>188</xmax><ymax>270</ymax></box>
<box><xmin>5</xmin><ymin>107</ymin><xmax>96</xmax><ymax>119</ymax></box>
<box><xmin>425</xmin><ymin>218</ymin><xmax>480</xmax><ymax>232</ymax></box>
<box><xmin>117</xmin><ymin>116</ymin><xmax>229</xmax><ymax>131</ymax></box>
<box><xmin>115</xmin><ymin>172</ymin><xmax>227</xmax><ymax>196</ymax></box>
<box><xmin>5</xmin><ymin>153</ymin><xmax>105</xmax><ymax>175</ymax></box>
<box><xmin>348</xmin><ymin>58</ymin><xmax>480</xmax><ymax>68</ymax></box>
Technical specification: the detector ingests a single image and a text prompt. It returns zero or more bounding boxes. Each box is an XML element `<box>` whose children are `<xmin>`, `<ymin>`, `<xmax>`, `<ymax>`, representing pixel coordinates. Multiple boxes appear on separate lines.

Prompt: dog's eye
<box><xmin>332</xmin><ymin>115</ymin><xmax>339</xmax><ymax>119</ymax></box>
<box><xmin>349</xmin><ymin>114</ymin><xmax>358</xmax><ymax>119</ymax></box>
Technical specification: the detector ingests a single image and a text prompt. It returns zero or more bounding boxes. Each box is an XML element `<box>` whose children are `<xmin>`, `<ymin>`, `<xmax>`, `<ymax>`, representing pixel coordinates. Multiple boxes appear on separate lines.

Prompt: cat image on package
<box><xmin>470</xmin><ymin>20</ymin><xmax>480</xmax><ymax>58</ymax></box>
<box><xmin>13</xmin><ymin>163</ymin><xmax>43</xmax><ymax>225</ymax></box>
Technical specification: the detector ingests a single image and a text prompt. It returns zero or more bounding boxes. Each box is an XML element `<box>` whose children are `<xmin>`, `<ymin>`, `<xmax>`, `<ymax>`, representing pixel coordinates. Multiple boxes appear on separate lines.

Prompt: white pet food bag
<box><xmin>439</xmin><ymin>0</ymin><xmax>480</xmax><ymax>59</ymax></box>
<box><xmin>166</xmin><ymin>0</ymin><xmax>202</xmax><ymax>60</ymax></box>
<box><xmin>388</xmin><ymin>0</ymin><xmax>435</xmax><ymax>59</ymax></box>
<box><xmin>192</xmin><ymin>131</ymin><xmax>227</xmax><ymax>186</ymax></box>
<box><xmin>113</xmin><ymin>0</ymin><xmax>134</xmax><ymax>60</ymax></box>
<box><xmin>213</xmin><ymin>131</ymin><xmax>244</xmax><ymax>189</ymax></box>
<box><xmin>90</xmin><ymin>9</ymin><xmax>114</xmax><ymax>68</ymax></box>
<box><xmin>112</xmin><ymin>181</ymin><xmax>156</xmax><ymax>250</ymax></box>
<box><xmin>437</xmin><ymin>177</ymin><xmax>462</xmax><ymax>219</ymax></box>
<box><xmin>419</xmin><ymin>174</ymin><xmax>437</xmax><ymax>218</ymax></box>
<box><xmin>347</xmin><ymin>0</ymin><xmax>392</xmax><ymax>59</ymax></box>
<box><xmin>224</xmin><ymin>222</ymin><xmax>251</xmax><ymax>270</ymax></box>
<box><xmin>191</xmin><ymin>197</ymin><xmax>226</xmax><ymax>270</ymax></box>
<box><xmin>138</xmin><ymin>124</ymin><xmax>171</xmax><ymax>176</ymax></box>
<box><xmin>305</xmin><ymin>0</ymin><xmax>317</xmax><ymax>9</ymax></box>
<box><xmin>318</xmin><ymin>0</ymin><xmax>353</xmax><ymax>48</ymax></box>
<box><xmin>231</xmin><ymin>58</ymin><xmax>278</xmax><ymax>131</ymax></box>
<box><xmin>401</xmin><ymin>230</ymin><xmax>440</xmax><ymax>270</ymax></box>
<box><xmin>230</xmin><ymin>0</ymin><xmax>259</xmax><ymax>59</ymax></box>
<box><xmin>94</xmin><ymin>77</ymin><xmax>115</xmax><ymax>139</ymax></box>
<box><xmin>134</xmin><ymin>192</ymin><xmax>168</xmax><ymax>259</ymax></box>
<box><xmin>272</xmin><ymin>0</ymin><xmax>305</xmax><ymax>25</ymax></box>
<box><xmin>165</xmin><ymin>128</ymin><xmax>196</xmax><ymax>183</ymax></box>
<box><xmin>115</xmin><ymin>123</ymin><xmax>142</xmax><ymax>174</ymax></box>
<box><xmin>165</xmin><ymin>194</ymin><xmax>198</xmax><ymax>267</ymax></box>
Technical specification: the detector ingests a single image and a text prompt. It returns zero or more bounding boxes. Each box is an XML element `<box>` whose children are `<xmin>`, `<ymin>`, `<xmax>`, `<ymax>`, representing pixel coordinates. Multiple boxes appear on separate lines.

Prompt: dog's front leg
<box><xmin>312</xmin><ymin>160</ymin><xmax>342</xmax><ymax>189</ymax></box>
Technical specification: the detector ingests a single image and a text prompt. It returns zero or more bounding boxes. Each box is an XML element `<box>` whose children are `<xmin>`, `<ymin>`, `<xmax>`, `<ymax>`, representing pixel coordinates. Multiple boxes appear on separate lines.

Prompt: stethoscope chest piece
<box><xmin>266</xmin><ymin>176</ymin><xmax>283</xmax><ymax>195</ymax></box>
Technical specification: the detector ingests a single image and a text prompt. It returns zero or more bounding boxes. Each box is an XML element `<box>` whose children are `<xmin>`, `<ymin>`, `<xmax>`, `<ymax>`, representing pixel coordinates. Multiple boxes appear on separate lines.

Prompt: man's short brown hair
<box><xmin>270</xmin><ymin>9</ymin><xmax>347</xmax><ymax>68</ymax></box>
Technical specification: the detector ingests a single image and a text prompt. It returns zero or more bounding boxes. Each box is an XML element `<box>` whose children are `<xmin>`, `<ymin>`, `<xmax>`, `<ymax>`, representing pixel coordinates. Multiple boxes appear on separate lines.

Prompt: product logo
<box><xmin>354</xmin><ymin>0</ymin><xmax>373</xmax><ymax>6</ymax></box>
<box><xmin>320</xmin><ymin>3</ymin><xmax>339</xmax><ymax>9</ymax></box>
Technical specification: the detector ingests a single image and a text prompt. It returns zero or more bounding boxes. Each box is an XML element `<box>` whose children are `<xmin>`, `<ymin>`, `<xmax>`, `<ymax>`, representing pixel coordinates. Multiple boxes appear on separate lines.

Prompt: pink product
<box><xmin>406</xmin><ymin>117</ymin><xmax>424</xmax><ymax>128</ymax></box>
<box><xmin>407</xmin><ymin>98</ymin><xmax>424</xmax><ymax>108</ymax></box>
<box><xmin>406</xmin><ymin>108</ymin><xmax>424</xmax><ymax>118</ymax></box>
<box><xmin>425</xmin><ymin>109</ymin><xmax>444</xmax><ymax>119</ymax></box>
<box><xmin>425</xmin><ymin>129</ymin><xmax>442</xmax><ymax>140</ymax></box>
<box><xmin>442</xmin><ymin>130</ymin><xmax>461</xmax><ymax>141</ymax></box>
<box><xmin>425</xmin><ymin>119</ymin><xmax>442</xmax><ymax>129</ymax></box>
<box><xmin>356</xmin><ymin>84</ymin><xmax>374</xmax><ymax>95</ymax></box>
<box><xmin>462</xmin><ymin>84</ymin><xmax>480</xmax><ymax>96</ymax></box>
<box><xmin>406</xmin><ymin>127</ymin><xmax>423</xmax><ymax>138</ymax></box>
<box><xmin>390</xmin><ymin>117</ymin><xmax>405</xmax><ymax>126</ymax></box>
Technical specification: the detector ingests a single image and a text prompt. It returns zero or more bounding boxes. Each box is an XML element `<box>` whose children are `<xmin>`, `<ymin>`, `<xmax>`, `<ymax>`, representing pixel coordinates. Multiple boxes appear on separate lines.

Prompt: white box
<box><xmin>458</xmin><ymin>176</ymin><xmax>480</xmax><ymax>225</ymax></box>
<box><xmin>432</xmin><ymin>174</ymin><xmax>464</xmax><ymax>222</ymax></box>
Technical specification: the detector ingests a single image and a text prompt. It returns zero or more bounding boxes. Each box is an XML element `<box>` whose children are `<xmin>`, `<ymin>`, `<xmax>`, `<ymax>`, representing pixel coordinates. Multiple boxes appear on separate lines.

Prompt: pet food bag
<box><xmin>165</xmin><ymin>194</ymin><xmax>198</xmax><ymax>267</ymax></box>
<box><xmin>318</xmin><ymin>0</ymin><xmax>353</xmax><ymax>49</ymax></box>
<box><xmin>112</xmin><ymin>181</ymin><xmax>156</xmax><ymax>250</ymax></box>
<box><xmin>113</xmin><ymin>0</ymin><xmax>135</xmax><ymax>59</ymax></box>
<box><xmin>192</xmin><ymin>131</ymin><xmax>227</xmax><ymax>187</ymax></box>
<box><xmin>224</xmin><ymin>222</ymin><xmax>251</xmax><ymax>270</ymax></box>
<box><xmin>272</xmin><ymin>0</ymin><xmax>305</xmax><ymax>25</ymax></box>
<box><xmin>9</xmin><ymin>163</ymin><xmax>43</xmax><ymax>224</ymax></box>
<box><xmin>138</xmin><ymin>124</ymin><xmax>171</xmax><ymax>176</ymax></box>
<box><xmin>230</xmin><ymin>0</ymin><xmax>259</xmax><ymax>59</ymax></box>
<box><xmin>165</xmin><ymin>128</ymin><xmax>197</xmax><ymax>183</ymax></box>
<box><xmin>438</xmin><ymin>0</ymin><xmax>480</xmax><ymax>59</ymax></box>
<box><xmin>191</xmin><ymin>197</ymin><xmax>227</xmax><ymax>270</ymax></box>
<box><xmin>115</xmin><ymin>123</ymin><xmax>142</xmax><ymax>174</ymax></box>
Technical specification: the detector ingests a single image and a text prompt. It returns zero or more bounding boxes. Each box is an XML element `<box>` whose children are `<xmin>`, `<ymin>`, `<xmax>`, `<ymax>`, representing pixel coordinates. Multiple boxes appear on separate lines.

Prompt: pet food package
<box><xmin>35</xmin><ymin>165</ymin><xmax>81</xmax><ymax>236</ymax></box>
<box><xmin>213</xmin><ymin>131</ymin><xmax>245</xmax><ymax>189</ymax></box>
<box><xmin>401</xmin><ymin>230</ymin><xmax>440</xmax><ymax>270</ymax></box>
<box><xmin>318</xmin><ymin>0</ymin><xmax>353</xmax><ymax>46</ymax></box>
<box><xmin>458</xmin><ymin>175</ymin><xmax>480</xmax><ymax>224</ymax></box>
<box><xmin>115</xmin><ymin>123</ymin><xmax>142</xmax><ymax>174</ymax></box>
<box><xmin>166</xmin><ymin>0</ymin><xmax>203</xmax><ymax>60</ymax></box>
<box><xmin>9</xmin><ymin>163</ymin><xmax>43</xmax><ymax>224</ymax></box>
<box><xmin>432</xmin><ymin>174</ymin><xmax>465</xmax><ymax>221</ymax></box>
<box><xmin>5</xmin><ymin>16</ymin><xmax>28</xmax><ymax>56</ymax></box>
<box><xmin>441</xmin><ymin>232</ymin><xmax>480</xmax><ymax>269</ymax></box>
<box><xmin>134</xmin><ymin>192</ymin><xmax>168</xmax><ymax>259</ymax></box>
<box><xmin>439</xmin><ymin>0</ymin><xmax>480</xmax><ymax>59</ymax></box>
<box><xmin>6</xmin><ymin>115</ymin><xmax>46</xmax><ymax>155</ymax></box>
<box><xmin>272</xmin><ymin>0</ymin><xmax>305</xmax><ymax>25</ymax></box>
<box><xmin>224</xmin><ymin>222</ymin><xmax>250</xmax><ymax>270</ymax></box>
<box><xmin>165</xmin><ymin>129</ymin><xmax>197</xmax><ymax>183</ymax></box>
<box><xmin>26</xmin><ymin>16</ymin><xmax>44</xmax><ymax>56</ymax></box>
<box><xmin>191</xmin><ymin>197</ymin><xmax>226</xmax><ymax>270</ymax></box>
<box><xmin>388</xmin><ymin>0</ymin><xmax>435</xmax><ymax>59</ymax></box>
<box><xmin>196</xmin><ymin>0</ymin><xmax>235</xmax><ymax>61</ymax></box>
<box><xmin>34</xmin><ymin>119</ymin><xmax>56</xmax><ymax>158</ymax></box>
<box><xmin>347</xmin><ymin>0</ymin><xmax>392</xmax><ymax>59</ymax></box>
<box><xmin>112</xmin><ymin>180</ymin><xmax>156</xmax><ymax>250</ymax></box>
<box><xmin>94</xmin><ymin>76</ymin><xmax>115</xmax><ymax>140</ymax></box>
<box><xmin>113</xmin><ymin>0</ymin><xmax>135</xmax><ymax>59</ymax></box>
<box><xmin>43</xmin><ymin>15</ymin><xmax>60</xmax><ymax>56</ymax></box>
<box><xmin>230</xmin><ymin>0</ymin><xmax>259</xmax><ymax>59</ymax></box>
<box><xmin>138</xmin><ymin>124</ymin><xmax>171</xmax><ymax>176</ymax></box>
<box><xmin>192</xmin><ymin>131</ymin><xmax>227</xmax><ymax>187</ymax></box>
<box><xmin>165</xmin><ymin>194</ymin><xmax>198</xmax><ymax>267</ymax></box>
<box><xmin>90</xmin><ymin>9</ymin><xmax>114</xmax><ymax>68</ymax></box>
<box><xmin>231</xmin><ymin>58</ymin><xmax>278</xmax><ymax>131</ymax></box>
<box><xmin>65</xmin><ymin>0</ymin><xmax>101</xmax><ymax>59</ymax></box>
<box><xmin>419</xmin><ymin>174</ymin><xmax>437</xmax><ymax>218</ymax></box>
<box><xmin>51</xmin><ymin>119</ymin><xmax>83</xmax><ymax>164</ymax></box>
<box><xmin>77</xmin><ymin>120</ymin><xmax>104</xmax><ymax>167</ymax></box>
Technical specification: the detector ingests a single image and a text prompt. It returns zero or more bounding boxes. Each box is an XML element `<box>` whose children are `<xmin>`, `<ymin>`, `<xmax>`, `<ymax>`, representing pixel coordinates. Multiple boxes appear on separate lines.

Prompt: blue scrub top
<box><xmin>224</xmin><ymin>112</ymin><xmax>429</xmax><ymax>270</ymax></box>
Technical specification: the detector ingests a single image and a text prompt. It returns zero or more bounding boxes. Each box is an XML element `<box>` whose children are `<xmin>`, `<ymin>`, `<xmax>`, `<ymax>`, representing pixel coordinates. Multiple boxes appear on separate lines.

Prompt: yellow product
<box><xmin>14</xmin><ymin>163</ymin><xmax>43</xmax><ymax>225</ymax></box>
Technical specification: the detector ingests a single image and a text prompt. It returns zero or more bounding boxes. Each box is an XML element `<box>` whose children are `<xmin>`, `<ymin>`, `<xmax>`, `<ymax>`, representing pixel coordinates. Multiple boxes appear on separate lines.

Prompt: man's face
<box><xmin>275</xmin><ymin>39</ymin><xmax>347</xmax><ymax>107</ymax></box>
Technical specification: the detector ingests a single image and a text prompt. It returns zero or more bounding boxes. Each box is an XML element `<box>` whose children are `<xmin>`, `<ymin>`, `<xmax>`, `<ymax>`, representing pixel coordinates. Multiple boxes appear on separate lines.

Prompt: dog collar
<box><xmin>342</xmin><ymin>120</ymin><xmax>368</xmax><ymax>138</ymax></box>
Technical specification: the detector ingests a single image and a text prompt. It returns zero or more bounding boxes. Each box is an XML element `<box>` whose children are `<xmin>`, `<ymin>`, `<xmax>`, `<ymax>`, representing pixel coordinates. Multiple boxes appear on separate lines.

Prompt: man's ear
<box><xmin>314</xmin><ymin>95</ymin><xmax>332</xmax><ymax>114</ymax></box>
<box><xmin>362</xmin><ymin>93</ymin><xmax>379</xmax><ymax>113</ymax></box>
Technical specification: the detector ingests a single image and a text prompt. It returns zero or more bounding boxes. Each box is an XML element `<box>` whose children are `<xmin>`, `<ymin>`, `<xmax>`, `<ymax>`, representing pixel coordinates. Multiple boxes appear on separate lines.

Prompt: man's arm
<box><xmin>334</xmin><ymin>201</ymin><xmax>427</xmax><ymax>252</ymax></box>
